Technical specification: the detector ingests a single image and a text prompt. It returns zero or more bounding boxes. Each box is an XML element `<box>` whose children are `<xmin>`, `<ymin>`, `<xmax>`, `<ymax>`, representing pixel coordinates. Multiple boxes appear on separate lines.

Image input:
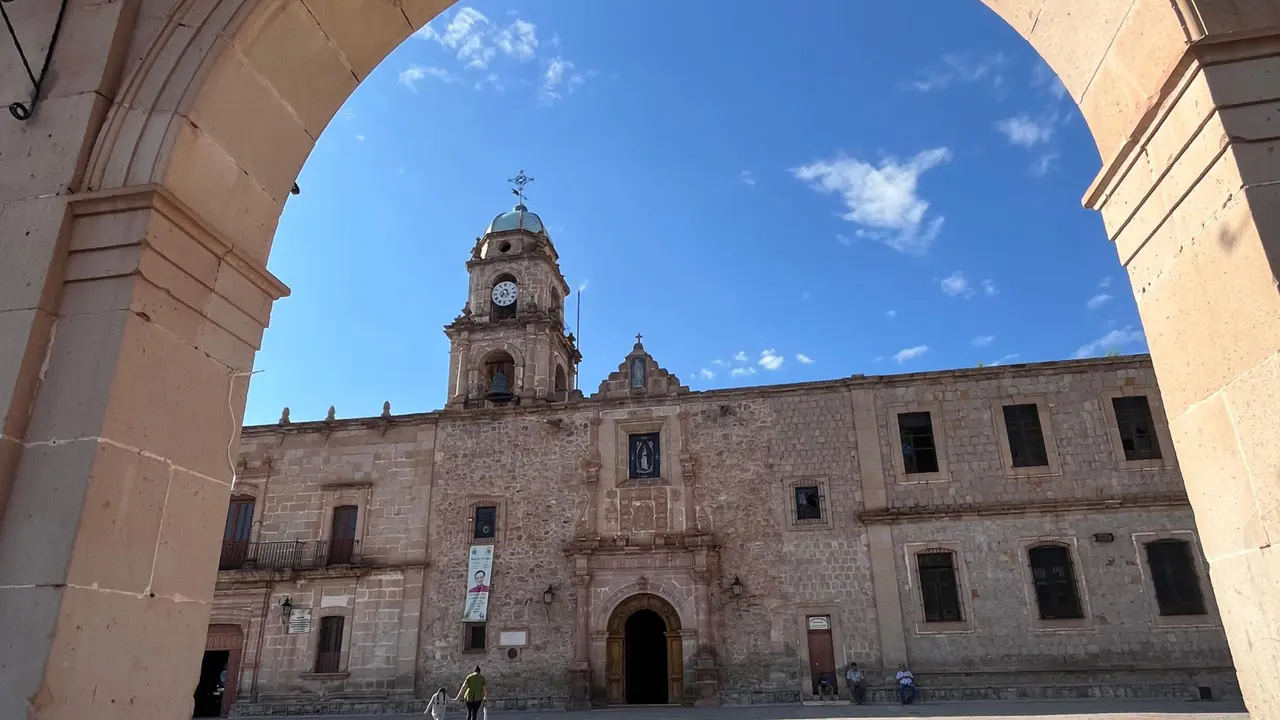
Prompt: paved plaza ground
<box><xmin>246</xmin><ymin>698</ymin><xmax>1248</xmax><ymax>720</ymax></box>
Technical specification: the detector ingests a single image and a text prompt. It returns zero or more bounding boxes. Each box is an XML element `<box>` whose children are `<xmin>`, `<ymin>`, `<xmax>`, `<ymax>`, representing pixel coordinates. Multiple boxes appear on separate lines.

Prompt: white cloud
<box><xmin>495</xmin><ymin>19</ymin><xmax>538</xmax><ymax>61</ymax></box>
<box><xmin>796</xmin><ymin>353</ymin><xmax>814</xmax><ymax>365</ymax></box>
<box><xmin>894</xmin><ymin>345</ymin><xmax>929</xmax><ymax>363</ymax></box>
<box><xmin>1086</xmin><ymin>293</ymin><xmax>1113</xmax><ymax>310</ymax></box>
<box><xmin>739</xmin><ymin>170</ymin><xmax>756</xmax><ymax>186</ymax></box>
<box><xmin>836</xmin><ymin>233</ymin><xmax>853</xmax><ymax>246</ymax></box>
<box><xmin>355</xmin><ymin>134</ymin><xmax>366</xmax><ymax>142</ymax></box>
<box><xmin>540</xmin><ymin>57</ymin><xmax>586</xmax><ymax>104</ymax></box>
<box><xmin>989</xmin><ymin>353</ymin><xmax>1021</xmax><ymax>366</ymax></box>
<box><xmin>1029</xmin><ymin>152</ymin><xmax>1059</xmax><ymax>177</ymax></box>
<box><xmin>971</xmin><ymin>335</ymin><xmax>995</xmax><ymax>347</ymax></box>
<box><xmin>398</xmin><ymin>65</ymin><xmax>458</xmax><ymax>90</ymax></box>
<box><xmin>1031</xmin><ymin>64</ymin><xmax>1068</xmax><ymax>101</ymax></box>
<box><xmin>759</xmin><ymin>349</ymin><xmax>784</xmax><ymax>371</ymax></box>
<box><xmin>577</xmin><ymin>279</ymin><xmax>588</xmax><ymax>293</ymax></box>
<box><xmin>1073</xmin><ymin>326</ymin><xmax>1146</xmax><ymax>358</ymax></box>
<box><xmin>730</xmin><ymin>366</ymin><xmax>757</xmax><ymax>378</ymax></box>
<box><xmin>711</xmin><ymin>359</ymin><xmax>728</xmax><ymax>367</ymax></box>
<box><xmin>996</xmin><ymin>115</ymin><xmax>1055</xmax><ymax>147</ymax></box>
<box><xmin>733</xmin><ymin>351</ymin><xmax>747</xmax><ymax>363</ymax></box>
<box><xmin>940</xmin><ymin>271</ymin><xmax>971</xmax><ymax>297</ymax></box>
<box><xmin>906</xmin><ymin>53</ymin><xmax>1006</xmax><ymax>92</ymax></box>
<box><xmin>791</xmin><ymin>148</ymin><xmax>951</xmax><ymax>255</ymax></box>
<box><xmin>418</xmin><ymin>8</ymin><xmax>495</xmax><ymax>68</ymax></box>
<box><xmin>699</xmin><ymin>368</ymin><xmax>715</xmax><ymax>380</ymax></box>
<box><xmin>981</xmin><ymin>278</ymin><xmax>998</xmax><ymax>296</ymax></box>
<box><xmin>1099</xmin><ymin>276</ymin><xmax>1113</xmax><ymax>288</ymax></box>
<box><xmin>475</xmin><ymin>73</ymin><xmax>504</xmax><ymax>91</ymax></box>
<box><xmin>885</xmin><ymin>309</ymin><xmax>897</xmax><ymax>319</ymax></box>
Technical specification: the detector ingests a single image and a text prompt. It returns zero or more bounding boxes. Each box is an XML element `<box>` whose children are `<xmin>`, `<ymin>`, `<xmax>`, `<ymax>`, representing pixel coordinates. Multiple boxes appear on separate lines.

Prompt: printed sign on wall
<box><xmin>462</xmin><ymin>545</ymin><xmax>494</xmax><ymax>621</ymax></box>
<box><xmin>287</xmin><ymin>608</ymin><xmax>313</xmax><ymax>634</ymax></box>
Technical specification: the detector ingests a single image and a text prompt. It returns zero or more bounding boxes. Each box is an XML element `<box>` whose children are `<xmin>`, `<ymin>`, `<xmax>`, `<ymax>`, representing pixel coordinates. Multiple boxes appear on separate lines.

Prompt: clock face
<box><xmin>491</xmin><ymin>281</ymin><xmax>519</xmax><ymax>307</ymax></box>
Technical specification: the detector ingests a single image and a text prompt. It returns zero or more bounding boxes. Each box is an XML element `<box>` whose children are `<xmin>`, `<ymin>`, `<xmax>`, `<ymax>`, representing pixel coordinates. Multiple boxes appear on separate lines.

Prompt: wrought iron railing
<box><xmin>218</xmin><ymin>539</ymin><xmax>362</xmax><ymax>571</ymax></box>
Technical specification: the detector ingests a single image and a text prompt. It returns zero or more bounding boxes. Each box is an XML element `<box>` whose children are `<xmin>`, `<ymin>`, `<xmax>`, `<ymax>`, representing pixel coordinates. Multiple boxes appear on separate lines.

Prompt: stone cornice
<box><xmin>68</xmin><ymin>183</ymin><xmax>291</xmax><ymax>301</ymax></box>
<box><xmin>858</xmin><ymin>494</ymin><xmax>1190</xmax><ymax>524</ymax></box>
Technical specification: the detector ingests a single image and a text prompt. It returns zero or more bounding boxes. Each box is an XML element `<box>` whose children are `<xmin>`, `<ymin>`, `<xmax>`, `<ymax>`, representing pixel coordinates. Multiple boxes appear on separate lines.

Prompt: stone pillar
<box><xmin>568</xmin><ymin>572</ymin><xmax>592</xmax><ymax>709</ymax></box>
<box><xmin>690</xmin><ymin>560</ymin><xmax>719</xmax><ymax>707</ymax></box>
<box><xmin>0</xmin><ymin>187</ymin><xmax>287</xmax><ymax>719</ymax></box>
<box><xmin>451</xmin><ymin>339</ymin><xmax>470</xmax><ymax>406</ymax></box>
<box><xmin>850</xmin><ymin>389</ymin><xmax>908</xmax><ymax>670</ymax></box>
<box><xmin>1085</xmin><ymin>33</ymin><xmax>1280</xmax><ymax>716</ymax></box>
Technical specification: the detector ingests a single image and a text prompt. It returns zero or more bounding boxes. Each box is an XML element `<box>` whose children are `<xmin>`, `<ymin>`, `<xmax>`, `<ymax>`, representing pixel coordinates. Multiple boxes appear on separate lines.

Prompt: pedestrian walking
<box><xmin>455</xmin><ymin>666</ymin><xmax>487</xmax><ymax>720</ymax></box>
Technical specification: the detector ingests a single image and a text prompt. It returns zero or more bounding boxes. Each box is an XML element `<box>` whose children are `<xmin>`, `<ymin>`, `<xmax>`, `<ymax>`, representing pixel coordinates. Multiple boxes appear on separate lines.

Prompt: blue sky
<box><xmin>244</xmin><ymin>0</ymin><xmax>1147</xmax><ymax>426</ymax></box>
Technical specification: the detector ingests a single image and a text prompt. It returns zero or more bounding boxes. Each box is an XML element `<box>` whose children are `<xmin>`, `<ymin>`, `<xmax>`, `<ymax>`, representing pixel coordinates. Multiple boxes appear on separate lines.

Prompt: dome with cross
<box><xmin>485</xmin><ymin>204</ymin><xmax>549</xmax><ymax>239</ymax></box>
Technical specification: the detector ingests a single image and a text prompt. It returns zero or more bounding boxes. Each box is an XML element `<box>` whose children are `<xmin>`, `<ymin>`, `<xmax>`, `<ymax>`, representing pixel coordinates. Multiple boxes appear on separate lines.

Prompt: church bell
<box><xmin>486</xmin><ymin>371</ymin><xmax>515</xmax><ymax>404</ymax></box>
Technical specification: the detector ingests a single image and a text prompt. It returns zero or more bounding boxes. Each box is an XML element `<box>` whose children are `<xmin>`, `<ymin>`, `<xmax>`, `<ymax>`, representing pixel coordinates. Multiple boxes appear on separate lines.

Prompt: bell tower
<box><xmin>444</xmin><ymin>173</ymin><xmax>581</xmax><ymax>408</ymax></box>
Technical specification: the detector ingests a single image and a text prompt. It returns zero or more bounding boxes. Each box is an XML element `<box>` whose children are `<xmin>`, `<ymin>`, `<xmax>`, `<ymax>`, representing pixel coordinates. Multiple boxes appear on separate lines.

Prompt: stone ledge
<box><xmin>860</xmin><ymin>494</ymin><xmax>1190</xmax><ymax>523</ymax></box>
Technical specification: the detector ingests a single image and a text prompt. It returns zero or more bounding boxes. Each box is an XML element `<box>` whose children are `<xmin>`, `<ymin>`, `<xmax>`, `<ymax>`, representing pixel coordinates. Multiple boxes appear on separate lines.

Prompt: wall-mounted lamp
<box><xmin>542</xmin><ymin>586</ymin><xmax>556</xmax><ymax>605</ymax></box>
<box><xmin>279</xmin><ymin>596</ymin><xmax>294</xmax><ymax>625</ymax></box>
<box><xmin>730</xmin><ymin>576</ymin><xmax>744</xmax><ymax>597</ymax></box>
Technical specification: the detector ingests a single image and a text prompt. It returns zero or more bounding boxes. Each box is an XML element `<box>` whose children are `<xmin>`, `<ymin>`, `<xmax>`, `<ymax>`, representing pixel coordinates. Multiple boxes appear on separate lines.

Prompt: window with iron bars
<box><xmin>791</xmin><ymin>484</ymin><xmax>826</xmax><ymax>525</ymax></box>
<box><xmin>1145</xmin><ymin>539</ymin><xmax>1207</xmax><ymax>616</ymax></box>
<box><xmin>1112</xmin><ymin>395</ymin><xmax>1162</xmax><ymax>461</ymax></box>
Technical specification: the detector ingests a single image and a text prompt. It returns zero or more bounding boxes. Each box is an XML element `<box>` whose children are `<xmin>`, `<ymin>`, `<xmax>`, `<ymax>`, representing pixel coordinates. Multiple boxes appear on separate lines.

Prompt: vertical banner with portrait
<box><xmin>462</xmin><ymin>545</ymin><xmax>494</xmax><ymax>621</ymax></box>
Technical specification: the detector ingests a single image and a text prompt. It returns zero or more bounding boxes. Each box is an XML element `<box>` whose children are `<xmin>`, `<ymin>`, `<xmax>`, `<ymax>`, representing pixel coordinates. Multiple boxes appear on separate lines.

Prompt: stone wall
<box><xmin>214</xmin><ymin>355</ymin><xmax>1237</xmax><ymax>713</ymax></box>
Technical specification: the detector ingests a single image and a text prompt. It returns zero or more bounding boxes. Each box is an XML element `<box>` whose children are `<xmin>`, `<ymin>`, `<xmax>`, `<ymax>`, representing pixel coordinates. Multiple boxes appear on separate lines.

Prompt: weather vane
<box><xmin>509</xmin><ymin>170</ymin><xmax>535</xmax><ymax>205</ymax></box>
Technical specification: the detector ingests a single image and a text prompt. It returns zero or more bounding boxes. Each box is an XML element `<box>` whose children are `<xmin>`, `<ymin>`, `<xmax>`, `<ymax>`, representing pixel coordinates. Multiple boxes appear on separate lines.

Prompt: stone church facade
<box><xmin>204</xmin><ymin>205</ymin><xmax>1237</xmax><ymax>717</ymax></box>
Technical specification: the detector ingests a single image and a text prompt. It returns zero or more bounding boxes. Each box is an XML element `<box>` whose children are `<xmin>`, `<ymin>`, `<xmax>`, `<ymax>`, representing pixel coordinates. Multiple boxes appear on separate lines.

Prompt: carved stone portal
<box><xmin>604</xmin><ymin>593</ymin><xmax>684</xmax><ymax>705</ymax></box>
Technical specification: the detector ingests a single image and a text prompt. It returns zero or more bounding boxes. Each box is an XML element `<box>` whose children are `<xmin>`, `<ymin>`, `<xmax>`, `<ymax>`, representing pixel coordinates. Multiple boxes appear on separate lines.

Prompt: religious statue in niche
<box><xmin>628</xmin><ymin>432</ymin><xmax>661</xmax><ymax>480</ymax></box>
<box><xmin>630</xmin><ymin>356</ymin><xmax>646</xmax><ymax>390</ymax></box>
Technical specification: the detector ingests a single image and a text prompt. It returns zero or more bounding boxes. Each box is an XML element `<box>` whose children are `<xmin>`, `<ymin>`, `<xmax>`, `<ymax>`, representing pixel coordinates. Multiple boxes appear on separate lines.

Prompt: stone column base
<box><xmin>568</xmin><ymin>661</ymin><xmax>592</xmax><ymax>710</ymax></box>
<box><xmin>693</xmin><ymin>652</ymin><xmax>720</xmax><ymax>707</ymax></box>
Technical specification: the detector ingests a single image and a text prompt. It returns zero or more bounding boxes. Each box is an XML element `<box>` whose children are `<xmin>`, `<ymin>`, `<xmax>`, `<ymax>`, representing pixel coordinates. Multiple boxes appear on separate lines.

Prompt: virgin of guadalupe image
<box><xmin>636</xmin><ymin>443</ymin><xmax>654</xmax><ymax>475</ymax></box>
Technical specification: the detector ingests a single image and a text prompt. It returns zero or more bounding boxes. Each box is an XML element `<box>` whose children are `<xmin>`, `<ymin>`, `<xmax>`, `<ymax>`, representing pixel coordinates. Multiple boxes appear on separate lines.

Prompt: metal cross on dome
<box><xmin>509</xmin><ymin>170</ymin><xmax>535</xmax><ymax>205</ymax></box>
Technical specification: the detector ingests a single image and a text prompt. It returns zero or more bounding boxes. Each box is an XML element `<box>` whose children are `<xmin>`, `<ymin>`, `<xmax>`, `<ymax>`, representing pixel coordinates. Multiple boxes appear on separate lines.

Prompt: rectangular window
<box><xmin>464</xmin><ymin>623</ymin><xmax>487</xmax><ymax>652</ymax></box>
<box><xmin>473</xmin><ymin>505</ymin><xmax>497</xmax><ymax>541</ymax></box>
<box><xmin>219</xmin><ymin>497</ymin><xmax>255</xmax><ymax>570</ymax></box>
<box><xmin>1112</xmin><ymin>396</ymin><xmax>1162</xmax><ymax>461</ymax></box>
<box><xmin>627</xmin><ymin>432</ymin><xmax>661</xmax><ymax>480</ymax></box>
<box><xmin>917</xmin><ymin>551</ymin><xmax>963</xmax><ymax>622</ymax></box>
<box><xmin>897</xmin><ymin>412</ymin><xmax>939</xmax><ymax>474</ymax></box>
<box><xmin>315</xmin><ymin>616</ymin><xmax>344</xmax><ymax>673</ymax></box>
<box><xmin>1028</xmin><ymin>544</ymin><xmax>1084</xmax><ymax>620</ymax></box>
<box><xmin>1003</xmin><ymin>404</ymin><xmax>1049</xmax><ymax>468</ymax></box>
<box><xmin>1146</xmin><ymin>540</ymin><xmax>1207</xmax><ymax>616</ymax></box>
<box><xmin>793</xmin><ymin>485</ymin><xmax>822</xmax><ymax>523</ymax></box>
<box><xmin>327</xmin><ymin>505</ymin><xmax>358</xmax><ymax>566</ymax></box>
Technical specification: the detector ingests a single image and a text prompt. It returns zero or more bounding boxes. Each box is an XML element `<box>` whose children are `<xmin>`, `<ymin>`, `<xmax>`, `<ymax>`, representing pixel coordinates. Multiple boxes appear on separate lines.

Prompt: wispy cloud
<box><xmin>495</xmin><ymin>18</ymin><xmax>538</xmax><ymax>61</ymax></box>
<box><xmin>995</xmin><ymin>115</ymin><xmax>1055</xmax><ymax>148</ymax></box>
<box><xmin>981</xmin><ymin>279</ymin><xmax>998</xmax><ymax>296</ymax></box>
<box><xmin>885</xmin><ymin>309</ymin><xmax>897</xmax><ymax>319</ymax></box>
<box><xmin>1086</xmin><ymin>293</ymin><xmax>1112</xmax><ymax>310</ymax></box>
<box><xmin>540</xmin><ymin>56</ymin><xmax>585</xmax><ymax>104</ymax></box>
<box><xmin>417</xmin><ymin>7</ymin><xmax>494</xmax><ymax>68</ymax></box>
<box><xmin>1099</xmin><ymin>276</ymin><xmax>1113</xmax><ymax>288</ymax></box>
<box><xmin>940</xmin><ymin>271</ymin><xmax>971</xmax><ymax>297</ymax></box>
<box><xmin>791</xmin><ymin>148</ymin><xmax>951</xmax><ymax>255</ymax></box>
<box><xmin>906</xmin><ymin>52</ymin><xmax>1006</xmax><ymax>93</ymax></box>
<box><xmin>1031</xmin><ymin>64</ymin><xmax>1068</xmax><ymax>102</ymax></box>
<box><xmin>989</xmin><ymin>353</ymin><xmax>1021</xmax><ymax>366</ymax></box>
<box><xmin>836</xmin><ymin>233</ymin><xmax>853</xmax><ymax>246</ymax></box>
<box><xmin>732</xmin><ymin>351</ymin><xmax>747</xmax><ymax>363</ymax></box>
<box><xmin>971</xmin><ymin>335</ymin><xmax>995</xmax><ymax>347</ymax></box>
<box><xmin>731</xmin><ymin>366</ymin><xmax>757</xmax><ymax>378</ymax></box>
<box><xmin>739</xmin><ymin>170</ymin><xmax>757</xmax><ymax>186</ymax></box>
<box><xmin>1073</xmin><ymin>326</ymin><xmax>1146</xmax><ymax>358</ymax></box>
<box><xmin>711</xmin><ymin>359</ymin><xmax>728</xmax><ymax>367</ymax></box>
<box><xmin>577</xmin><ymin>279</ymin><xmax>588</xmax><ymax>293</ymax></box>
<box><xmin>355</xmin><ymin>134</ymin><xmax>366</xmax><ymax>142</ymax></box>
<box><xmin>759</xmin><ymin>349</ymin><xmax>784</xmax><ymax>371</ymax></box>
<box><xmin>699</xmin><ymin>368</ymin><xmax>715</xmax><ymax>380</ymax></box>
<box><xmin>796</xmin><ymin>353</ymin><xmax>814</xmax><ymax>365</ymax></box>
<box><xmin>1029</xmin><ymin>152</ymin><xmax>1059</xmax><ymax>178</ymax></box>
<box><xmin>399</xmin><ymin>65</ymin><xmax>459</xmax><ymax>90</ymax></box>
<box><xmin>894</xmin><ymin>345</ymin><xmax>929</xmax><ymax>363</ymax></box>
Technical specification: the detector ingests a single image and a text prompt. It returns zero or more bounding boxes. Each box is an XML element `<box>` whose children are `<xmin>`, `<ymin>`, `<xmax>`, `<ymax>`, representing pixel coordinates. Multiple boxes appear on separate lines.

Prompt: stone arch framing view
<box><xmin>1</xmin><ymin>1</ymin><xmax>1280</xmax><ymax>718</ymax></box>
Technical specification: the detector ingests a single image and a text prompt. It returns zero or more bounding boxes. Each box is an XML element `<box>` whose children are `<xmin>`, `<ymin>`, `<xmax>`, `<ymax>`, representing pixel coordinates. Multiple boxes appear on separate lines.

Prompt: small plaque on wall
<box><xmin>499</xmin><ymin>630</ymin><xmax>528</xmax><ymax>647</ymax></box>
<box><xmin>287</xmin><ymin>608</ymin><xmax>313</xmax><ymax>634</ymax></box>
<box><xmin>807</xmin><ymin>616</ymin><xmax>830</xmax><ymax>631</ymax></box>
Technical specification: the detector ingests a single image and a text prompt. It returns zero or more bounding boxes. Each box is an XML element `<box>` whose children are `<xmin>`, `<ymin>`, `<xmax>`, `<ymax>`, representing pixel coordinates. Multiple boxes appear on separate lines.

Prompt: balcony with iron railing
<box><xmin>218</xmin><ymin>539</ymin><xmax>362</xmax><ymax>572</ymax></box>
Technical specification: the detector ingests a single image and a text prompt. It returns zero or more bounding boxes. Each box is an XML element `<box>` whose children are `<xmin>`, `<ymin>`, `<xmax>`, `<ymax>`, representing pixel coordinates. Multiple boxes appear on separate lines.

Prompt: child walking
<box><xmin>424</xmin><ymin>686</ymin><xmax>448</xmax><ymax>719</ymax></box>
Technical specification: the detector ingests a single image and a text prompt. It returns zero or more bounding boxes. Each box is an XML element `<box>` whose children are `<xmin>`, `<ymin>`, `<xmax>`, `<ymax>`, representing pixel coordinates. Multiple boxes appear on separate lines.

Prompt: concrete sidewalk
<box><xmin>235</xmin><ymin>698</ymin><xmax>1248</xmax><ymax>720</ymax></box>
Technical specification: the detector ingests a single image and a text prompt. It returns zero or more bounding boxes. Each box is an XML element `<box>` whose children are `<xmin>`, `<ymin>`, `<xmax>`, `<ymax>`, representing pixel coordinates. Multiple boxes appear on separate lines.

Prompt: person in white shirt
<box><xmin>424</xmin><ymin>686</ymin><xmax>448</xmax><ymax>719</ymax></box>
<box><xmin>896</xmin><ymin>662</ymin><xmax>917</xmax><ymax>704</ymax></box>
<box><xmin>845</xmin><ymin>663</ymin><xmax>866</xmax><ymax>704</ymax></box>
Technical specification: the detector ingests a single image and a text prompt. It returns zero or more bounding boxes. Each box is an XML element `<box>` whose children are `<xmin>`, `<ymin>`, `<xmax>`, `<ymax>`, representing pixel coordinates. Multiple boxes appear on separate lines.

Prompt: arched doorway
<box><xmin>194</xmin><ymin>624</ymin><xmax>244</xmax><ymax>718</ymax></box>
<box><xmin>605</xmin><ymin>594</ymin><xmax>684</xmax><ymax>705</ymax></box>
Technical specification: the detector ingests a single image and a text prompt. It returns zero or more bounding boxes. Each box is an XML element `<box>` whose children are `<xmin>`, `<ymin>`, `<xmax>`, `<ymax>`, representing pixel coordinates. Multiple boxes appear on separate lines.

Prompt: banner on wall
<box><xmin>462</xmin><ymin>545</ymin><xmax>494</xmax><ymax>622</ymax></box>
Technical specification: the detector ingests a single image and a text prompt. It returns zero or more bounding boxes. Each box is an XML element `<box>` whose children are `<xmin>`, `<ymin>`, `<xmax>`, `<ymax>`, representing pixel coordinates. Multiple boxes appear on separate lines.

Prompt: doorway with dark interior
<box><xmin>624</xmin><ymin>609</ymin><xmax>668</xmax><ymax>704</ymax></box>
<box><xmin>192</xmin><ymin>649</ymin><xmax>229</xmax><ymax>717</ymax></box>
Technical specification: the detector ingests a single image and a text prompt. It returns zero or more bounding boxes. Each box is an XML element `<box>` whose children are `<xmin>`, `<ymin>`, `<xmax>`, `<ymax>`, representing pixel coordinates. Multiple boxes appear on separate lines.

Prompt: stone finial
<box><xmin>382</xmin><ymin>401</ymin><xmax>392</xmax><ymax>419</ymax></box>
<box><xmin>280</xmin><ymin>407</ymin><xmax>290</xmax><ymax>424</ymax></box>
<box><xmin>326</xmin><ymin>406</ymin><xmax>336</xmax><ymax>422</ymax></box>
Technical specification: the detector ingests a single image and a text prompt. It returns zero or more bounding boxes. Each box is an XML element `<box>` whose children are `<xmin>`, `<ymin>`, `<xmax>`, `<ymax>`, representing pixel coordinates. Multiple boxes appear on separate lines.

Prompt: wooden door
<box><xmin>328</xmin><ymin>505</ymin><xmax>358</xmax><ymax>565</ymax></box>
<box><xmin>220</xmin><ymin>497</ymin><xmax>254</xmax><ymax>570</ymax></box>
<box><xmin>665</xmin><ymin>632</ymin><xmax>684</xmax><ymax>703</ymax></box>
<box><xmin>606</xmin><ymin>636</ymin><xmax>624</xmax><ymax>702</ymax></box>
<box><xmin>805</xmin><ymin>617</ymin><xmax>836</xmax><ymax>697</ymax></box>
